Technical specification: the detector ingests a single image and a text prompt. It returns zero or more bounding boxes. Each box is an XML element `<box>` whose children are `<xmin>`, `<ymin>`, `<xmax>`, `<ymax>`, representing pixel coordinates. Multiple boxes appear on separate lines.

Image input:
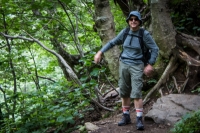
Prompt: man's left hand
<box><xmin>144</xmin><ymin>64</ymin><xmax>154</xmax><ymax>77</ymax></box>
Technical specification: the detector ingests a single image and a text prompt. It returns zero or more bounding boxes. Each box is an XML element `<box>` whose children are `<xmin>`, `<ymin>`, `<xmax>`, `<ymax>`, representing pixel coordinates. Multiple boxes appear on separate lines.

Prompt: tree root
<box><xmin>191</xmin><ymin>82</ymin><xmax>200</xmax><ymax>90</ymax></box>
<box><xmin>143</xmin><ymin>56</ymin><xmax>179</xmax><ymax>105</ymax></box>
<box><xmin>180</xmin><ymin>78</ymin><xmax>189</xmax><ymax>93</ymax></box>
<box><xmin>91</xmin><ymin>99</ymin><xmax>114</xmax><ymax>111</ymax></box>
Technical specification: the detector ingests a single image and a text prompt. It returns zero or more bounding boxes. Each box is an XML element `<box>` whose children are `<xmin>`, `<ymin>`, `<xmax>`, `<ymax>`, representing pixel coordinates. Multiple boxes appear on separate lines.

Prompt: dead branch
<box><xmin>103</xmin><ymin>72</ymin><xmax>119</xmax><ymax>95</ymax></box>
<box><xmin>166</xmin><ymin>83</ymin><xmax>170</xmax><ymax>94</ymax></box>
<box><xmin>184</xmin><ymin>65</ymin><xmax>189</xmax><ymax>77</ymax></box>
<box><xmin>172</xmin><ymin>76</ymin><xmax>179</xmax><ymax>93</ymax></box>
<box><xmin>38</xmin><ymin>76</ymin><xmax>56</xmax><ymax>83</ymax></box>
<box><xmin>180</xmin><ymin>78</ymin><xmax>189</xmax><ymax>93</ymax></box>
<box><xmin>176</xmin><ymin>32</ymin><xmax>200</xmax><ymax>55</ymax></box>
<box><xmin>91</xmin><ymin>98</ymin><xmax>114</xmax><ymax>111</ymax></box>
<box><xmin>159</xmin><ymin>87</ymin><xmax>164</xmax><ymax>96</ymax></box>
<box><xmin>174</xmin><ymin>47</ymin><xmax>200</xmax><ymax>66</ymax></box>
<box><xmin>191</xmin><ymin>82</ymin><xmax>200</xmax><ymax>90</ymax></box>
<box><xmin>94</xmin><ymin>86</ymin><xmax>103</xmax><ymax>103</ymax></box>
<box><xmin>100</xmin><ymin>83</ymin><xmax>105</xmax><ymax>92</ymax></box>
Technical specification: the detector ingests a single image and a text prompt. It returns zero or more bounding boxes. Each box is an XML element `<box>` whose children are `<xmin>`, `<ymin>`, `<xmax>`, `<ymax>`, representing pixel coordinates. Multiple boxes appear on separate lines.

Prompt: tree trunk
<box><xmin>150</xmin><ymin>0</ymin><xmax>176</xmax><ymax>59</ymax></box>
<box><xmin>93</xmin><ymin>0</ymin><xmax>121</xmax><ymax>80</ymax></box>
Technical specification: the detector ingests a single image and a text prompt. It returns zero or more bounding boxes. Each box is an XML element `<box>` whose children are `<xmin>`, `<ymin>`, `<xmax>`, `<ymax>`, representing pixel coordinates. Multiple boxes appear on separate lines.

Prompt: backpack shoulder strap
<box><xmin>138</xmin><ymin>28</ymin><xmax>145</xmax><ymax>43</ymax></box>
<box><xmin>119</xmin><ymin>27</ymin><xmax>130</xmax><ymax>58</ymax></box>
<box><xmin>122</xmin><ymin>27</ymin><xmax>130</xmax><ymax>43</ymax></box>
<box><xmin>138</xmin><ymin>28</ymin><xmax>146</xmax><ymax>62</ymax></box>
<box><xmin>138</xmin><ymin>28</ymin><xmax>145</xmax><ymax>50</ymax></box>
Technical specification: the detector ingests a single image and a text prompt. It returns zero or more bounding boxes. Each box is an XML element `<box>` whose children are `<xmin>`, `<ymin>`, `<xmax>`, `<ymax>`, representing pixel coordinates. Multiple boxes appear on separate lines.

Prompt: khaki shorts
<box><xmin>118</xmin><ymin>61</ymin><xmax>144</xmax><ymax>99</ymax></box>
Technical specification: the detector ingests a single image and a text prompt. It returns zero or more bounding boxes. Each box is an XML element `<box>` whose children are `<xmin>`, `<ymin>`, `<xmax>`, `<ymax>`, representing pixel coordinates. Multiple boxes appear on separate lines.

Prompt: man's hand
<box><xmin>94</xmin><ymin>51</ymin><xmax>103</xmax><ymax>64</ymax></box>
<box><xmin>144</xmin><ymin>64</ymin><xmax>154</xmax><ymax>77</ymax></box>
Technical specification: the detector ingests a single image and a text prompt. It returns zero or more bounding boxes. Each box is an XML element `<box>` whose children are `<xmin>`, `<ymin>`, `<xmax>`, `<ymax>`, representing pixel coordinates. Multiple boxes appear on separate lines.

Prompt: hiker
<box><xmin>94</xmin><ymin>11</ymin><xmax>159</xmax><ymax>130</ymax></box>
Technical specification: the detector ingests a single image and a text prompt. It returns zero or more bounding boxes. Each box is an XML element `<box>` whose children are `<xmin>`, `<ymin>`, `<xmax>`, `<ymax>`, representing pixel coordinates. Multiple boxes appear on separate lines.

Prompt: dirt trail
<box><xmin>90</xmin><ymin>112</ymin><xmax>172</xmax><ymax>133</ymax></box>
<box><xmin>90</xmin><ymin>102</ymin><xmax>173</xmax><ymax>133</ymax></box>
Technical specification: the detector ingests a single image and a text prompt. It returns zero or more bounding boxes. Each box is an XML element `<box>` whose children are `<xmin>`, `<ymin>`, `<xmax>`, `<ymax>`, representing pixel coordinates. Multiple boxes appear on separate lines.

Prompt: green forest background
<box><xmin>0</xmin><ymin>0</ymin><xmax>200</xmax><ymax>133</ymax></box>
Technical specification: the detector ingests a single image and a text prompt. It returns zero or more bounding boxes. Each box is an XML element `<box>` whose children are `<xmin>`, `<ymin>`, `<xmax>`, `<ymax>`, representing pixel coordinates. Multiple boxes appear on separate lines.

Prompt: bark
<box><xmin>174</xmin><ymin>47</ymin><xmax>200</xmax><ymax>66</ymax></box>
<box><xmin>0</xmin><ymin>106</ymin><xmax>3</xmax><ymax>126</ymax></box>
<box><xmin>93</xmin><ymin>0</ymin><xmax>121</xmax><ymax>80</ymax></box>
<box><xmin>50</xmin><ymin>38</ymin><xmax>81</xmax><ymax>80</ymax></box>
<box><xmin>176</xmin><ymin>32</ymin><xmax>200</xmax><ymax>55</ymax></box>
<box><xmin>114</xmin><ymin>0</ymin><xmax>146</xmax><ymax>16</ymax></box>
<box><xmin>150</xmin><ymin>0</ymin><xmax>176</xmax><ymax>59</ymax></box>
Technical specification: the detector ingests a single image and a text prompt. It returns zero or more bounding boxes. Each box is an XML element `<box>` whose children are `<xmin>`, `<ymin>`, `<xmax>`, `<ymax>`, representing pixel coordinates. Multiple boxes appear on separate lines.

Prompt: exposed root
<box><xmin>176</xmin><ymin>48</ymin><xmax>200</xmax><ymax>66</ymax></box>
<box><xmin>143</xmin><ymin>56</ymin><xmax>178</xmax><ymax>104</ymax></box>
<box><xmin>91</xmin><ymin>99</ymin><xmax>114</xmax><ymax>111</ymax></box>
<box><xmin>172</xmin><ymin>76</ymin><xmax>179</xmax><ymax>93</ymax></box>
<box><xmin>191</xmin><ymin>82</ymin><xmax>200</xmax><ymax>90</ymax></box>
<box><xmin>180</xmin><ymin>78</ymin><xmax>189</xmax><ymax>93</ymax></box>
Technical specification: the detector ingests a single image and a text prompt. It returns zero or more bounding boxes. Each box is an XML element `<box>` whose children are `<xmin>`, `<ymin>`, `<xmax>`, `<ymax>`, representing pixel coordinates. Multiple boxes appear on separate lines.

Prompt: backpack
<box><xmin>122</xmin><ymin>27</ymin><xmax>151</xmax><ymax>65</ymax></box>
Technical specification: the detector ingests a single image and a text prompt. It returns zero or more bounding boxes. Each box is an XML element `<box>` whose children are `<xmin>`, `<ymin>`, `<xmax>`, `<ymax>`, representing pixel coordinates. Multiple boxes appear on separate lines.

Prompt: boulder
<box><xmin>85</xmin><ymin>122</ymin><xmax>99</xmax><ymax>131</ymax></box>
<box><xmin>145</xmin><ymin>94</ymin><xmax>200</xmax><ymax>124</ymax></box>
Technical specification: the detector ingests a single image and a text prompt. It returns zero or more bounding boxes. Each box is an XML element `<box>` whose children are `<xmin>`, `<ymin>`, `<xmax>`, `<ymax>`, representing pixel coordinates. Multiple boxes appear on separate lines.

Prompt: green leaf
<box><xmin>57</xmin><ymin>115</ymin><xmax>66</xmax><ymax>123</ymax></box>
<box><xmin>193</xmin><ymin>26</ymin><xmax>198</xmax><ymax>30</ymax></box>
<box><xmin>56</xmin><ymin>107</ymin><xmax>66</xmax><ymax>112</ymax></box>
<box><xmin>90</xmin><ymin>68</ymin><xmax>99</xmax><ymax>77</ymax></box>
<box><xmin>84</xmin><ymin>60</ymin><xmax>92</xmax><ymax>66</ymax></box>
<box><xmin>100</xmin><ymin>67</ymin><xmax>106</xmax><ymax>72</ymax></box>
<box><xmin>143</xmin><ymin>0</ymin><xmax>148</xmax><ymax>4</ymax></box>
<box><xmin>66</xmin><ymin>116</ymin><xmax>75</xmax><ymax>124</ymax></box>
<box><xmin>89</xmin><ymin>79</ymin><xmax>97</xmax><ymax>85</ymax></box>
<box><xmin>80</xmin><ymin>76</ymin><xmax>88</xmax><ymax>82</ymax></box>
<box><xmin>62</xmin><ymin>0</ymin><xmax>72</xmax><ymax>4</ymax></box>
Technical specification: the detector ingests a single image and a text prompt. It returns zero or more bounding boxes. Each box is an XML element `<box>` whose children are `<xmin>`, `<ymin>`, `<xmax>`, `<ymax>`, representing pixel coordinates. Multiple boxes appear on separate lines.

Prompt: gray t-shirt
<box><xmin>100</xmin><ymin>28</ymin><xmax>159</xmax><ymax>65</ymax></box>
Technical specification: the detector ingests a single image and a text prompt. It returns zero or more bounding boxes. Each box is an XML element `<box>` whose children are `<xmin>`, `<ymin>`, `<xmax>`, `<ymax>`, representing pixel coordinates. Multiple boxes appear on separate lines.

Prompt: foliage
<box><xmin>143</xmin><ymin>0</ymin><xmax>148</xmax><ymax>4</ymax></box>
<box><xmin>0</xmin><ymin>78</ymin><xmax>94</xmax><ymax>133</ymax></box>
<box><xmin>192</xmin><ymin>85</ymin><xmax>200</xmax><ymax>94</ymax></box>
<box><xmin>147</xmin><ymin>78</ymin><xmax>157</xmax><ymax>86</ymax></box>
<box><xmin>0</xmin><ymin>0</ymin><xmax>103</xmax><ymax>132</ymax></box>
<box><xmin>171</xmin><ymin>110</ymin><xmax>200</xmax><ymax>133</ymax></box>
<box><xmin>0</xmin><ymin>0</ymin><xmax>199</xmax><ymax>132</ymax></box>
<box><xmin>169</xmin><ymin>0</ymin><xmax>200</xmax><ymax>36</ymax></box>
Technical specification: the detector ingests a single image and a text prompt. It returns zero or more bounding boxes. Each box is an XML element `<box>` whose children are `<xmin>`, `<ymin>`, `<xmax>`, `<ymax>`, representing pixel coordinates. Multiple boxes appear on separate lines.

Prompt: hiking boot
<box><xmin>136</xmin><ymin>116</ymin><xmax>144</xmax><ymax>130</ymax></box>
<box><xmin>118</xmin><ymin>113</ymin><xmax>131</xmax><ymax>126</ymax></box>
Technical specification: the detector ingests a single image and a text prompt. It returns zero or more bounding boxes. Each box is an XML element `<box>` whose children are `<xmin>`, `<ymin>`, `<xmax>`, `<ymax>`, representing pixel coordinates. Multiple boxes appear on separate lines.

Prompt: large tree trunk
<box><xmin>93</xmin><ymin>0</ymin><xmax>121</xmax><ymax>80</ymax></box>
<box><xmin>150</xmin><ymin>0</ymin><xmax>176</xmax><ymax>58</ymax></box>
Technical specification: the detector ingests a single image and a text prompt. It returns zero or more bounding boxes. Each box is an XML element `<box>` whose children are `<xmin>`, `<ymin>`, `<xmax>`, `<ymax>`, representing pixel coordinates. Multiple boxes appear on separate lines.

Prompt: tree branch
<box><xmin>0</xmin><ymin>32</ymin><xmax>81</xmax><ymax>85</ymax></box>
<box><xmin>38</xmin><ymin>76</ymin><xmax>56</xmax><ymax>83</ymax></box>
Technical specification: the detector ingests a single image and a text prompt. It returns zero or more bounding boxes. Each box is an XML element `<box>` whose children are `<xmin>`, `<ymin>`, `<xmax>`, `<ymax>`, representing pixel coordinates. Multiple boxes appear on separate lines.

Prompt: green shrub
<box><xmin>171</xmin><ymin>110</ymin><xmax>200</xmax><ymax>133</ymax></box>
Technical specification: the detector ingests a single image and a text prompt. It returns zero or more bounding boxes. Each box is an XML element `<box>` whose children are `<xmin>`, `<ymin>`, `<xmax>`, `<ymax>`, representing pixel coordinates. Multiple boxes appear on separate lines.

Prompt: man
<box><xmin>94</xmin><ymin>11</ymin><xmax>159</xmax><ymax>130</ymax></box>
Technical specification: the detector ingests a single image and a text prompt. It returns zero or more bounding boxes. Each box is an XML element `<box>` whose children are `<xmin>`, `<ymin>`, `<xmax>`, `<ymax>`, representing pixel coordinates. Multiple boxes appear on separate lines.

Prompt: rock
<box><xmin>85</xmin><ymin>122</ymin><xmax>99</xmax><ymax>131</ymax></box>
<box><xmin>145</xmin><ymin>94</ymin><xmax>200</xmax><ymax>124</ymax></box>
<box><xmin>104</xmin><ymin>88</ymin><xmax>119</xmax><ymax>99</ymax></box>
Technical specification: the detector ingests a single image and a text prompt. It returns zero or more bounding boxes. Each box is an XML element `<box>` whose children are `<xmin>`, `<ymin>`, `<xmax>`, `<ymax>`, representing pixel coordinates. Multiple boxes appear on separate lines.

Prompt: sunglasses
<box><xmin>129</xmin><ymin>18</ymin><xmax>139</xmax><ymax>21</ymax></box>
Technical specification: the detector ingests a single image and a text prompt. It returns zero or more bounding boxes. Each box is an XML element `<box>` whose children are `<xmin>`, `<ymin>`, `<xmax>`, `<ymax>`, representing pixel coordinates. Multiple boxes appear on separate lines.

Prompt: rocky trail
<box><xmin>82</xmin><ymin>93</ymin><xmax>200</xmax><ymax>133</ymax></box>
<box><xmin>79</xmin><ymin>99</ymin><xmax>173</xmax><ymax>133</ymax></box>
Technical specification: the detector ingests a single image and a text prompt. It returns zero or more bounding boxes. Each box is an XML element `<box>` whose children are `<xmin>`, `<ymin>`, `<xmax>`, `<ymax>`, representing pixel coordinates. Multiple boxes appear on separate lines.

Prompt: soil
<box><xmin>88</xmin><ymin>99</ymin><xmax>173</xmax><ymax>133</ymax></box>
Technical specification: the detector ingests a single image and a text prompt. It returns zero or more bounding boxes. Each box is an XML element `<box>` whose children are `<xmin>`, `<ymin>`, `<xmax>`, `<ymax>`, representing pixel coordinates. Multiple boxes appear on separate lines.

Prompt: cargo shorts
<box><xmin>118</xmin><ymin>61</ymin><xmax>144</xmax><ymax>99</ymax></box>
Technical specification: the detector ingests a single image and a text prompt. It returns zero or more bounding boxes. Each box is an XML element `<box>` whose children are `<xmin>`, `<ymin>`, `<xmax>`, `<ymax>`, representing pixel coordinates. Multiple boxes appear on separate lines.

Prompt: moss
<box><xmin>154</xmin><ymin>56</ymin><xmax>167</xmax><ymax>78</ymax></box>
